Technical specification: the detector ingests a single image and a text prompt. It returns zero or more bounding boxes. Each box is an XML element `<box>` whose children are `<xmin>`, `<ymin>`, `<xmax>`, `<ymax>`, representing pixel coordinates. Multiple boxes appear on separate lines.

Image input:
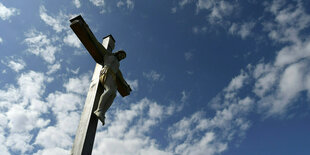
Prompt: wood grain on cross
<box><xmin>69</xmin><ymin>15</ymin><xmax>130</xmax><ymax>155</ymax></box>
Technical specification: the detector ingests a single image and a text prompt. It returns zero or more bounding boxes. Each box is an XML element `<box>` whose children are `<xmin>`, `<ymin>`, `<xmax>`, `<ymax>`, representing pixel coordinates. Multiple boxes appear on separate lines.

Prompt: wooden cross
<box><xmin>69</xmin><ymin>15</ymin><xmax>131</xmax><ymax>155</ymax></box>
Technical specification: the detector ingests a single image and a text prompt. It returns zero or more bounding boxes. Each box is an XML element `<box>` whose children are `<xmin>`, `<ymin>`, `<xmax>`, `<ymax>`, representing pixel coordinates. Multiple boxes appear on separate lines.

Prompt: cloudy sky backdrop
<box><xmin>1</xmin><ymin>0</ymin><xmax>310</xmax><ymax>154</ymax></box>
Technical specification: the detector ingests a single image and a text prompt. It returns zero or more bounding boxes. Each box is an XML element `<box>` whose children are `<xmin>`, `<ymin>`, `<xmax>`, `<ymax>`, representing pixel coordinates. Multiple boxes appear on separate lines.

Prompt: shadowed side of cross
<box><xmin>69</xmin><ymin>15</ymin><xmax>131</xmax><ymax>155</ymax></box>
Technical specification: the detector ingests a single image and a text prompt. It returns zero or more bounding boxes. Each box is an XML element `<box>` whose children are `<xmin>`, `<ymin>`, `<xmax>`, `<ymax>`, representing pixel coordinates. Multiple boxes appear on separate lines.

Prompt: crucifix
<box><xmin>69</xmin><ymin>15</ymin><xmax>132</xmax><ymax>155</ymax></box>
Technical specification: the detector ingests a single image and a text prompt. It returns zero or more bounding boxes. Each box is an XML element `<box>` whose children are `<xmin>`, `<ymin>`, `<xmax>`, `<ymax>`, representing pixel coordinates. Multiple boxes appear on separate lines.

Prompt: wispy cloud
<box><xmin>229</xmin><ymin>22</ymin><xmax>256</xmax><ymax>39</ymax></box>
<box><xmin>184</xmin><ymin>52</ymin><xmax>193</xmax><ymax>61</ymax></box>
<box><xmin>73</xmin><ymin>0</ymin><xmax>81</xmax><ymax>8</ymax></box>
<box><xmin>197</xmin><ymin>0</ymin><xmax>236</xmax><ymax>23</ymax></box>
<box><xmin>181</xmin><ymin>90</ymin><xmax>189</xmax><ymax>103</ymax></box>
<box><xmin>1</xmin><ymin>57</ymin><xmax>26</xmax><ymax>72</ymax></box>
<box><xmin>126</xmin><ymin>79</ymin><xmax>139</xmax><ymax>91</ymax></box>
<box><xmin>210</xmin><ymin>0</ymin><xmax>310</xmax><ymax>118</ymax></box>
<box><xmin>168</xmin><ymin>96</ymin><xmax>253</xmax><ymax>154</ymax></box>
<box><xmin>89</xmin><ymin>0</ymin><xmax>107</xmax><ymax>13</ymax></box>
<box><xmin>263</xmin><ymin>0</ymin><xmax>310</xmax><ymax>44</ymax></box>
<box><xmin>192</xmin><ymin>26</ymin><xmax>207</xmax><ymax>34</ymax></box>
<box><xmin>173</xmin><ymin>0</ymin><xmax>236</xmax><ymax>24</ymax></box>
<box><xmin>143</xmin><ymin>70</ymin><xmax>164</xmax><ymax>81</ymax></box>
<box><xmin>117</xmin><ymin>0</ymin><xmax>134</xmax><ymax>10</ymax></box>
<box><xmin>0</xmin><ymin>71</ymin><xmax>50</xmax><ymax>154</ymax></box>
<box><xmin>0</xmin><ymin>2</ymin><xmax>20</xmax><ymax>20</ymax></box>
<box><xmin>64</xmin><ymin>73</ymin><xmax>91</xmax><ymax>95</ymax></box>
<box><xmin>93</xmin><ymin>98</ymin><xmax>176</xmax><ymax>155</ymax></box>
<box><xmin>23</xmin><ymin>29</ymin><xmax>60</xmax><ymax>64</ymax></box>
<box><xmin>209</xmin><ymin>0</ymin><xmax>310</xmax><ymax>118</ymax></box>
<box><xmin>39</xmin><ymin>6</ymin><xmax>68</xmax><ymax>33</ymax></box>
<box><xmin>170</xmin><ymin>1</ymin><xmax>310</xmax><ymax>153</ymax></box>
<box><xmin>46</xmin><ymin>62</ymin><xmax>61</xmax><ymax>75</ymax></box>
<box><xmin>90</xmin><ymin>0</ymin><xmax>105</xmax><ymax>7</ymax></box>
<box><xmin>63</xmin><ymin>30</ymin><xmax>82</xmax><ymax>48</ymax></box>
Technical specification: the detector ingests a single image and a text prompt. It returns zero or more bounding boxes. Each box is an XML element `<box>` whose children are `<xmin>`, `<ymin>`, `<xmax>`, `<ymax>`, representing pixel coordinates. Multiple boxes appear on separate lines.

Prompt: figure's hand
<box><xmin>127</xmin><ymin>84</ymin><xmax>132</xmax><ymax>92</ymax></box>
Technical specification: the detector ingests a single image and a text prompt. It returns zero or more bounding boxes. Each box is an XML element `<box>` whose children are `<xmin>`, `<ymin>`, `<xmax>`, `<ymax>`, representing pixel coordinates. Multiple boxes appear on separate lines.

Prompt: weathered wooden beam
<box><xmin>71</xmin><ymin>63</ymin><xmax>103</xmax><ymax>155</ymax></box>
<box><xmin>70</xmin><ymin>15</ymin><xmax>107</xmax><ymax>63</ymax></box>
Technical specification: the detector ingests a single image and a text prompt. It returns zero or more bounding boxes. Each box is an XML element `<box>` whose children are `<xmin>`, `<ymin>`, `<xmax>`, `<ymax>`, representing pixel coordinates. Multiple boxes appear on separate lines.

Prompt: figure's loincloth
<box><xmin>99</xmin><ymin>66</ymin><xmax>116</xmax><ymax>85</ymax></box>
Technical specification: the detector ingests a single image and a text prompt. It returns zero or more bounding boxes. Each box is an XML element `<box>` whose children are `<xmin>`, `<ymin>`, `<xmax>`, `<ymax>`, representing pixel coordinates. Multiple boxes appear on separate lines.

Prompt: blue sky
<box><xmin>1</xmin><ymin>0</ymin><xmax>310</xmax><ymax>154</ymax></box>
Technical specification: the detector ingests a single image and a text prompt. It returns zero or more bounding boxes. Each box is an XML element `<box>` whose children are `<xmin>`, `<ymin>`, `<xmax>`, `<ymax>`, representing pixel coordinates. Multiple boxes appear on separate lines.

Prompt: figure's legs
<box><xmin>94</xmin><ymin>74</ymin><xmax>117</xmax><ymax>125</ymax></box>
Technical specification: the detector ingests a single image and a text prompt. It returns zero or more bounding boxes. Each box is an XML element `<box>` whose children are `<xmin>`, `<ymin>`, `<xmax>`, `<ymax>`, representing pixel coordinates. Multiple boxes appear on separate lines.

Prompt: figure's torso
<box><xmin>103</xmin><ymin>53</ymin><xmax>119</xmax><ymax>73</ymax></box>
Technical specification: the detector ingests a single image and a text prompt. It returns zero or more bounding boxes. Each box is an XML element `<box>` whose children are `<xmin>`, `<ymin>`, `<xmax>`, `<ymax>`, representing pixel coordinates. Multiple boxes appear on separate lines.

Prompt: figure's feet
<box><xmin>94</xmin><ymin>110</ymin><xmax>105</xmax><ymax>126</ymax></box>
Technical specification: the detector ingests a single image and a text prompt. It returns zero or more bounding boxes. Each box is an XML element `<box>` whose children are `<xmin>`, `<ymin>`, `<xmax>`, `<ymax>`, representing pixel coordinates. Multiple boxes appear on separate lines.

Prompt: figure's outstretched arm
<box><xmin>116</xmin><ymin>70</ymin><xmax>132</xmax><ymax>92</ymax></box>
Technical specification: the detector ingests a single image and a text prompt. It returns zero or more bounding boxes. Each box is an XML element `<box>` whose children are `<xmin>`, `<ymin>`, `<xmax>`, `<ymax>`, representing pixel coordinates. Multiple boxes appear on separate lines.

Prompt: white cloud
<box><xmin>47</xmin><ymin>91</ymin><xmax>83</xmax><ymax>115</ymax></box>
<box><xmin>24</xmin><ymin>29</ymin><xmax>60</xmax><ymax>64</ymax></box>
<box><xmin>90</xmin><ymin>0</ymin><xmax>105</xmax><ymax>7</ymax></box>
<box><xmin>253</xmin><ymin>63</ymin><xmax>277</xmax><ymax>97</ymax></box>
<box><xmin>192</xmin><ymin>26</ymin><xmax>207</xmax><ymax>34</ymax></box>
<box><xmin>0</xmin><ymin>71</ymin><xmax>51</xmax><ymax>154</ymax></box>
<box><xmin>0</xmin><ymin>71</ymin><xmax>49</xmax><ymax>112</ymax></box>
<box><xmin>179</xmin><ymin>0</ymin><xmax>192</xmax><ymax>7</ymax></box>
<box><xmin>34</xmin><ymin>148</ymin><xmax>70</xmax><ymax>155</ymax></box>
<box><xmin>225</xmin><ymin>70</ymin><xmax>249</xmax><ymax>96</ymax></box>
<box><xmin>117</xmin><ymin>0</ymin><xmax>134</xmax><ymax>9</ymax></box>
<box><xmin>0</xmin><ymin>143</ymin><xmax>9</xmax><ymax>155</ymax></box>
<box><xmin>126</xmin><ymin>0</ymin><xmax>134</xmax><ymax>10</ymax></box>
<box><xmin>7</xmin><ymin>59</ymin><xmax>26</xmax><ymax>72</ymax></box>
<box><xmin>18</xmin><ymin>71</ymin><xmax>46</xmax><ymax>102</ymax></box>
<box><xmin>229</xmin><ymin>22</ymin><xmax>256</xmax><ymax>39</ymax></box>
<box><xmin>126</xmin><ymin>79</ymin><xmax>138</xmax><ymax>91</ymax></box>
<box><xmin>0</xmin><ymin>67</ymin><xmax>88</xmax><ymax>154</ymax></box>
<box><xmin>143</xmin><ymin>70</ymin><xmax>164</xmax><ymax>81</ymax></box>
<box><xmin>1</xmin><ymin>57</ymin><xmax>26</xmax><ymax>72</ymax></box>
<box><xmin>89</xmin><ymin>0</ymin><xmax>108</xmax><ymax>13</ymax></box>
<box><xmin>278</xmin><ymin>62</ymin><xmax>305</xmax><ymax>99</ymax></box>
<box><xmin>5</xmin><ymin>133</ymin><xmax>33</xmax><ymax>154</ymax></box>
<box><xmin>117</xmin><ymin>1</ymin><xmax>124</xmax><ymax>8</ymax></box>
<box><xmin>39</xmin><ymin>6</ymin><xmax>68</xmax><ymax>33</ymax></box>
<box><xmin>64</xmin><ymin>73</ymin><xmax>91</xmax><ymax>95</ymax></box>
<box><xmin>184</xmin><ymin>52</ymin><xmax>193</xmax><ymax>61</ymax></box>
<box><xmin>197</xmin><ymin>0</ymin><xmax>235</xmax><ymax>23</ymax></box>
<box><xmin>6</xmin><ymin>104</ymin><xmax>44</xmax><ymax>133</ymax></box>
<box><xmin>93</xmin><ymin>98</ymin><xmax>175</xmax><ymax>155</ymax></box>
<box><xmin>257</xmin><ymin>61</ymin><xmax>308</xmax><ymax>116</ymax></box>
<box><xmin>181</xmin><ymin>90</ymin><xmax>189</xmax><ymax>103</ymax></box>
<box><xmin>66</xmin><ymin>67</ymin><xmax>80</xmax><ymax>74</ymax></box>
<box><xmin>275</xmin><ymin>40</ymin><xmax>310</xmax><ymax>67</ymax></box>
<box><xmin>0</xmin><ymin>37</ymin><xmax>3</xmax><ymax>43</ymax></box>
<box><xmin>63</xmin><ymin>30</ymin><xmax>81</xmax><ymax>48</ymax></box>
<box><xmin>205</xmin><ymin>0</ymin><xmax>310</xmax><ymax>119</ymax></box>
<box><xmin>0</xmin><ymin>2</ymin><xmax>20</xmax><ymax>20</ymax></box>
<box><xmin>250</xmin><ymin>0</ymin><xmax>310</xmax><ymax>116</ymax></box>
<box><xmin>169</xmin><ymin>97</ymin><xmax>253</xmax><ymax>155</ymax></box>
<box><xmin>33</xmin><ymin>72</ymin><xmax>91</xmax><ymax>153</ymax></box>
<box><xmin>35</xmin><ymin>126</ymin><xmax>72</xmax><ymax>149</ymax></box>
<box><xmin>263</xmin><ymin>0</ymin><xmax>310</xmax><ymax>44</ymax></box>
<box><xmin>91</xmin><ymin>95</ymin><xmax>250</xmax><ymax>155</ymax></box>
<box><xmin>46</xmin><ymin>62</ymin><xmax>61</xmax><ymax>75</ymax></box>
<box><xmin>171</xmin><ymin>7</ymin><xmax>177</xmax><ymax>14</ymax></box>
<box><xmin>73</xmin><ymin>0</ymin><xmax>81</xmax><ymax>8</ymax></box>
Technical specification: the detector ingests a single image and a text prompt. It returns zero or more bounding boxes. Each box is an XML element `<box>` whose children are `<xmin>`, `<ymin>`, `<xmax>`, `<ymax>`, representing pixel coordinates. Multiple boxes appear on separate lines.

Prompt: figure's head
<box><xmin>114</xmin><ymin>50</ymin><xmax>126</xmax><ymax>61</ymax></box>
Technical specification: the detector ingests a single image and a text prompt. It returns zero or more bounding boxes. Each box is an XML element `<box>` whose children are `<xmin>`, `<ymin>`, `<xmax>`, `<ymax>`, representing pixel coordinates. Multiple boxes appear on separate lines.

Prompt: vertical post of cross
<box><xmin>71</xmin><ymin>35</ymin><xmax>115</xmax><ymax>155</ymax></box>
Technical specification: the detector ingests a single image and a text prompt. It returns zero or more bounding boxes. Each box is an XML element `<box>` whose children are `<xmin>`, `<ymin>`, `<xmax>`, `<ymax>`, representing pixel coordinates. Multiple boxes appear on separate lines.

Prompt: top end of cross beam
<box><xmin>102</xmin><ymin>34</ymin><xmax>115</xmax><ymax>53</ymax></box>
<box><xmin>69</xmin><ymin>15</ymin><xmax>108</xmax><ymax>64</ymax></box>
<box><xmin>103</xmin><ymin>34</ymin><xmax>115</xmax><ymax>43</ymax></box>
<box><xmin>69</xmin><ymin>15</ymin><xmax>86</xmax><ymax>24</ymax></box>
